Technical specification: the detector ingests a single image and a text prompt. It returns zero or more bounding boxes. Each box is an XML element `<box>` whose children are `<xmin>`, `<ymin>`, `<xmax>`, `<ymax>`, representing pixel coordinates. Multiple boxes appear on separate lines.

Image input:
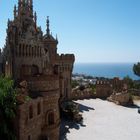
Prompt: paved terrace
<box><xmin>60</xmin><ymin>99</ymin><xmax>140</xmax><ymax>140</ymax></box>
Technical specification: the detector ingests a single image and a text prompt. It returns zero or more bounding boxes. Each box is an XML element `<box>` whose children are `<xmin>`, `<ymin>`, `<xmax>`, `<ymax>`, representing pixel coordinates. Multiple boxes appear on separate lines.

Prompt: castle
<box><xmin>0</xmin><ymin>0</ymin><xmax>75</xmax><ymax>140</ymax></box>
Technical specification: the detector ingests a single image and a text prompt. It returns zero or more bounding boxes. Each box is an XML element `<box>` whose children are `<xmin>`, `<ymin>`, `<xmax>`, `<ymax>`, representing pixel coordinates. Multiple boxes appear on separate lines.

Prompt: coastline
<box><xmin>73</xmin><ymin>63</ymin><xmax>139</xmax><ymax>80</ymax></box>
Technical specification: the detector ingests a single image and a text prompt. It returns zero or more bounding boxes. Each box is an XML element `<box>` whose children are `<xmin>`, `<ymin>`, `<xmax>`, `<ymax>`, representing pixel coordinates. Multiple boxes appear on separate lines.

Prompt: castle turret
<box><xmin>43</xmin><ymin>17</ymin><xmax>58</xmax><ymax>64</ymax></box>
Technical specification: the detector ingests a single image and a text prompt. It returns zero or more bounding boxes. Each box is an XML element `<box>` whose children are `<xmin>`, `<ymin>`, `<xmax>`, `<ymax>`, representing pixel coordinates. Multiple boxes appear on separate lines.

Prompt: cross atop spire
<box><xmin>46</xmin><ymin>16</ymin><xmax>50</xmax><ymax>35</ymax></box>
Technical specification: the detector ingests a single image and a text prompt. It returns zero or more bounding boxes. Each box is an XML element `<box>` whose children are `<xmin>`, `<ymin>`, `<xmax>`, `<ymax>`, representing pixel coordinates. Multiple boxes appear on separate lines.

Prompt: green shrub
<box><xmin>0</xmin><ymin>76</ymin><xmax>17</xmax><ymax>140</ymax></box>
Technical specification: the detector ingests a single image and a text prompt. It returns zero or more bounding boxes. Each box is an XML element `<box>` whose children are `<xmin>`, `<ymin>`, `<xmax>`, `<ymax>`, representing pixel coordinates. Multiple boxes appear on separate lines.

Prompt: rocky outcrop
<box><xmin>107</xmin><ymin>92</ymin><xmax>133</xmax><ymax>106</ymax></box>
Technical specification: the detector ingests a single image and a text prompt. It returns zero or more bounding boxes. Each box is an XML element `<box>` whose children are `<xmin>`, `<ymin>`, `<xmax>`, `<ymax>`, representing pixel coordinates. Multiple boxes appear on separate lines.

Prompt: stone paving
<box><xmin>64</xmin><ymin>99</ymin><xmax>140</xmax><ymax>140</ymax></box>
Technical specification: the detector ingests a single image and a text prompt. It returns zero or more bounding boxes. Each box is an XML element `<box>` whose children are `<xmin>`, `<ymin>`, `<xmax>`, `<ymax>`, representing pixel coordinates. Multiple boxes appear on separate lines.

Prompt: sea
<box><xmin>73</xmin><ymin>63</ymin><xmax>139</xmax><ymax>80</ymax></box>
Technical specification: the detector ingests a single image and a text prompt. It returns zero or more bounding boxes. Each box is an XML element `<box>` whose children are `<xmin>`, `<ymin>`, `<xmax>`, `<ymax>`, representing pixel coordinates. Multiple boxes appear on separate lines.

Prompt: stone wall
<box><xmin>70</xmin><ymin>88</ymin><xmax>93</xmax><ymax>100</ymax></box>
<box><xmin>95</xmin><ymin>81</ymin><xmax>112</xmax><ymax>98</ymax></box>
<box><xmin>128</xmin><ymin>89</ymin><xmax>140</xmax><ymax>96</ymax></box>
<box><xmin>107</xmin><ymin>92</ymin><xmax>133</xmax><ymax>105</ymax></box>
<box><xmin>17</xmin><ymin>91</ymin><xmax>60</xmax><ymax>140</ymax></box>
<box><xmin>27</xmin><ymin>75</ymin><xmax>59</xmax><ymax>92</ymax></box>
<box><xmin>56</xmin><ymin>53</ymin><xmax>75</xmax><ymax>101</ymax></box>
<box><xmin>17</xmin><ymin>97</ymin><xmax>43</xmax><ymax>140</ymax></box>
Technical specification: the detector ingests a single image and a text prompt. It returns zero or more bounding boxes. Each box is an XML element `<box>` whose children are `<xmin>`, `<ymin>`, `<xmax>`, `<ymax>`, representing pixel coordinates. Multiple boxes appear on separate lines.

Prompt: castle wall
<box><xmin>27</xmin><ymin>76</ymin><xmax>59</xmax><ymax>92</ymax></box>
<box><xmin>17</xmin><ymin>97</ymin><xmax>44</xmax><ymax>140</ymax></box>
<box><xmin>56</xmin><ymin>54</ymin><xmax>75</xmax><ymax>101</ymax></box>
<box><xmin>17</xmin><ymin>90</ymin><xmax>60</xmax><ymax>140</ymax></box>
<box><xmin>95</xmin><ymin>81</ymin><xmax>112</xmax><ymax>98</ymax></box>
<box><xmin>70</xmin><ymin>88</ymin><xmax>93</xmax><ymax>100</ymax></box>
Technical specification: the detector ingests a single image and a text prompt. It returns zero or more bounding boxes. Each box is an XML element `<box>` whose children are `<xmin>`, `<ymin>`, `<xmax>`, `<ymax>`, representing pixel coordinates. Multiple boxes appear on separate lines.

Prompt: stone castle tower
<box><xmin>1</xmin><ymin>0</ymin><xmax>75</xmax><ymax>139</ymax></box>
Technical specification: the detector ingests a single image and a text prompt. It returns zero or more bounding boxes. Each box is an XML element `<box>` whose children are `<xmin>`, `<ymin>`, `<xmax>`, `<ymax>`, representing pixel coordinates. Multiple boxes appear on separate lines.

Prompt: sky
<box><xmin>0</xmin><ymin>0</ymin><xmax>140</xmax><ymax>63</ymax></box>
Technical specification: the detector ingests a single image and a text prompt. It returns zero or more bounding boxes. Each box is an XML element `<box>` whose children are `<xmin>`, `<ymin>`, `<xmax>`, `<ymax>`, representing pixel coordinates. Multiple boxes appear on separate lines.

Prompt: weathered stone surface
<box><xmin>107</xmin><ymin>92</ymin><xmax>133</xmax><ymax>106</ymax></box>
<box><xmin>71</xmin><ymin>88</ymin><xmax>93</xmax><ymax>100</ymax></box>
<box><xmin>20</xmin><ymin>81</ymin><xmax>28</xmax><ymax>88</ymax></box>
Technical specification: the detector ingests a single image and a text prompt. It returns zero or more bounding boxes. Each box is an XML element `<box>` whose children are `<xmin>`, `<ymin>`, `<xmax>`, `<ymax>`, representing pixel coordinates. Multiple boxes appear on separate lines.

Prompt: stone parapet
<box><xmin>56</xmin><ymin>54</ymin><xmax>75</xmax><ymax>63</ymax></box>
<box><xmin>27</xmin><ymin>75</ymin><xmax>59</xmax><ymax>92</ymax></box>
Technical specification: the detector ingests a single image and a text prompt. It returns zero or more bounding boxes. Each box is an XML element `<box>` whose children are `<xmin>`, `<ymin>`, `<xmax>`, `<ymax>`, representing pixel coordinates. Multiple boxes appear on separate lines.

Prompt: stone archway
<box><xmin>31</xmin><ymin>65</ymin><xmax>39</xmax><ymax>76</ymax></box>
<box><xmin>45</xmin><ymin>110</ymin><xmax>55</xmax><ymax>126</ymax></box>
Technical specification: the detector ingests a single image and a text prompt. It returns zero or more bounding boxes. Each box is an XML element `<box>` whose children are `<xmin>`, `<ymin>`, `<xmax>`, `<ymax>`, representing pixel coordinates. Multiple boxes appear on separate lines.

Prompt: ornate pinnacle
<box><xmin>34</xmin><ymin>12</ymin><xmax>37</xmax><ymax>26</ymax></box>
<box><xmin>46</xmin><ymin>16</ymin><xmax>50</xmax><ymax>35</ymax></box>
<box><xmin>56</xmin><ymin>34</ymin><xmax>58</xmax><ymax>41</ymax></box>
<box><xmin>14</xmin><ymin>5</ymin><xmax>17</xmax><ymax>18</ymax></box>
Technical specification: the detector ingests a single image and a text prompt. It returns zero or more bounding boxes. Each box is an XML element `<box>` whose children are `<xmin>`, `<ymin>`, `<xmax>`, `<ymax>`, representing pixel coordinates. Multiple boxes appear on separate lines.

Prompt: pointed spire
<box><xmin>46</xmin><ymin>16</ymin><xmax>50</xmax><ymax>35</ymax></box>
<box><xmin>14</xmin><ymin>5</ymin><xmax>17</xmax><ymax>18</ymax></box>
<box><xmin>30</xmin><ymin>0</ymin><xmax>33</xmax><ymax>7</ymax></box>
<box><xmin>34</xmin><ymin>11</ymin><xmax>37</xmax><ymax>27</ymax></box>
<box><xmin>7</xmin><ymin>19</ymin><xmax>10</xmax><ymax>27</ymax></box>
<box><xmin>23</xmin><ymin>0</ymin><xmax>26</xmax><ymax>5</ymax></box>
<box><xmin>18</xmin><ymin>0</ymin><xmax>21</xmax><ymax>6</ymax></box>
<box><xmin>18</xmin><ymin>0</ymin><xmax>21</xmax><ymax>14</ymax></box>
<box><xmin>29</xmin><ymin>0</ymin><xmax>33</xmax><ymax>16</ymax></box>
<box><xmin>56</xmin><ymin>34</ymin><xmax>58</xmax><ymax>41</ymax></box>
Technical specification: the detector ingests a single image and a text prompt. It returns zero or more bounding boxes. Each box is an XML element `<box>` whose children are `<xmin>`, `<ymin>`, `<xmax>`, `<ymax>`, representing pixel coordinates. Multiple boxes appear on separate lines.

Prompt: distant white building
<box><xmin>72</xmin><ymin>76</ymin><xmax>84</xmax><ymax>81</ymax></box>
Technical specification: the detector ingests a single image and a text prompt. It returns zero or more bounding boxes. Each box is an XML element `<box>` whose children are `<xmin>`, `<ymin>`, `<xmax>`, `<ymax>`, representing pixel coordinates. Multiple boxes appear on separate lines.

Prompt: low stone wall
<box><xmin>70</xmin><ymin>85</ymin><xmax>112</xmax><ymax>100</ymax></box>
<box><xmin>70</xmin><ymin>88</ymin><xmax>93</xmax><ymax>100</ymax></box>
<box><xmin>107</xmin><ymin>92</ymin><xmax>133</xmax><ymax>106</ymax></box>
<box><xmin>128</xmin><ymin>89</ymin><xmax>140</xmax><ymax>96</ymax></box>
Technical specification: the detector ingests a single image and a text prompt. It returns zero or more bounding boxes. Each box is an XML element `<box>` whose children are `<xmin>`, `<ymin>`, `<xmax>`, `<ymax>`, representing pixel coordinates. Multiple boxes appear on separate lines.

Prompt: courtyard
<box><xmin>61</xmin><ymin>99</ymin><xmax>140</xmax><ymax>140</ymax></box>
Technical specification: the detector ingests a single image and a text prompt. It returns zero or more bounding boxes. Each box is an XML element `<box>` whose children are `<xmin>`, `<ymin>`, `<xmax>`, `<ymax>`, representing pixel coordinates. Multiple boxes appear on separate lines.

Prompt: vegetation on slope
<box><xmin>0</xmin><ymin>76</ymin><xmax>17</xmax><ymax>140</ymax></box>
<box><xmin>133</xmin><ymin>62</ymin><xmax>140</xmax><ymax>77</ymax></box>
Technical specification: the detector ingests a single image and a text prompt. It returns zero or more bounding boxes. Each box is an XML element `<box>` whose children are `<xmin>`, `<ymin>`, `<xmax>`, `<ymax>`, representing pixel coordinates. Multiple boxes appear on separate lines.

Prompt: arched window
<box><xmin>48</xmin><ymin>112</ymin><xmax>55</xmax><ymax>125</ymax></box>
<box><xmin>54</xmin><ymin>65</ymin><xmax>58</xmax><ymax>75</ymax></box>
<box><xmin>41</xmin><ymin>135</ymin><xmax>49</xmax><ymax>140</ymax></box>
<box><xmin>35</xmin><ymin>46</ymin><xmax>37</xmax><ymax>57</ymax></box>
<box><xmin>32</xmin><ymin>47</ymin><xmax>34</xmax><ymax>57</ymax></box>
<box><xmin>40</xmin><ymin>48</ymin><xmax>41</xmax><ymax>57</ymax></box>
<box><xmin>22</xmin><ymin>44</ymin><xmax>24</xmax><ymax>57</ymax></box>
<box><xmin>31</xmin><ymin>65</ymin><xmax>39</xmax><ymax>76</ymax></box>
<box><xmin>26</xmin><ymin>45</ymin><xmax>28</xmax><ymax>56</ymax></box>
<box><xmin>28</xmin><ymin>135</ymin><xmax>31</xmax><ymax>140</ymax></box>
<box><xmin>19</xmin><ymin>44</ymin><xmax>21</xmax><ymax>57</ymax></box>
<box><xmin>29</xmin><ymin>45</ymin><xmax>31</xmax><ymax>56</ymax></box>
<box><xmin>37</xmin><ymin>46</ymin><xmax>39</xmax><ymax>57</ymax></box>
<box><xmin>37</xmin><ymin>102</ymin><xmax>41</xmax><ymax>115</ymax></box>
<box><xmin>29</xmin><ymin>106</ymin><xmax>33</xmax><ymax>119</ymax></box>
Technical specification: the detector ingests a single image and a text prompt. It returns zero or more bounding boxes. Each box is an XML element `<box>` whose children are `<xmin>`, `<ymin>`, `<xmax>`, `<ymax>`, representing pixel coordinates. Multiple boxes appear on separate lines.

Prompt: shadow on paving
<box><xmin>59</xmin><ymin>103</ymin><xmax>95</xmax><ymax>140</ymax></box>
<box><xmin>78</xmin><ymin>103</ymin><xmax>95</xmax><ymax>113</ymax></box>
<box><xmin>123</xmin><ymin>103</ymin><xmax>140</xmax><ymax>109</ymax></box>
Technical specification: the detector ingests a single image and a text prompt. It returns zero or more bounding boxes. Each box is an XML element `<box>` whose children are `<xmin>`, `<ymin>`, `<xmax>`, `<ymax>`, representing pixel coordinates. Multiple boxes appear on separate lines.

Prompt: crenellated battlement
<box><xmin>96</xmin><ymin>80</ymin><xmax>110</xmax><ymax>85</ymax></box>
<box><xmin>56</xmin><ymin>54</ymin><xmax>75</xmax><ymax>63</ymax></box>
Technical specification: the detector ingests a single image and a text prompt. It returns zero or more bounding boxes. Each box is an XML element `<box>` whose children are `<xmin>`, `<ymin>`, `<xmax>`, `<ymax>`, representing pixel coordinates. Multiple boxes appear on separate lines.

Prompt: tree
<box><xmin>71</xmin><ymin>80</ymin><xmax>79</xmax><ymax>88</ymax></box>
<box><xmin>133</xmin><ymin>62</ymin><xmax>140</xmax><ymax>77</ymax></box>
<box><xmin>123</xmin><ymin>75</ymin><xmax>134</xmax><ymax>89</ymax></box>
<box><xmin>0</xmin><ymin>76</ymin><xmax>17</xmax><ymax>140</ymax></box>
